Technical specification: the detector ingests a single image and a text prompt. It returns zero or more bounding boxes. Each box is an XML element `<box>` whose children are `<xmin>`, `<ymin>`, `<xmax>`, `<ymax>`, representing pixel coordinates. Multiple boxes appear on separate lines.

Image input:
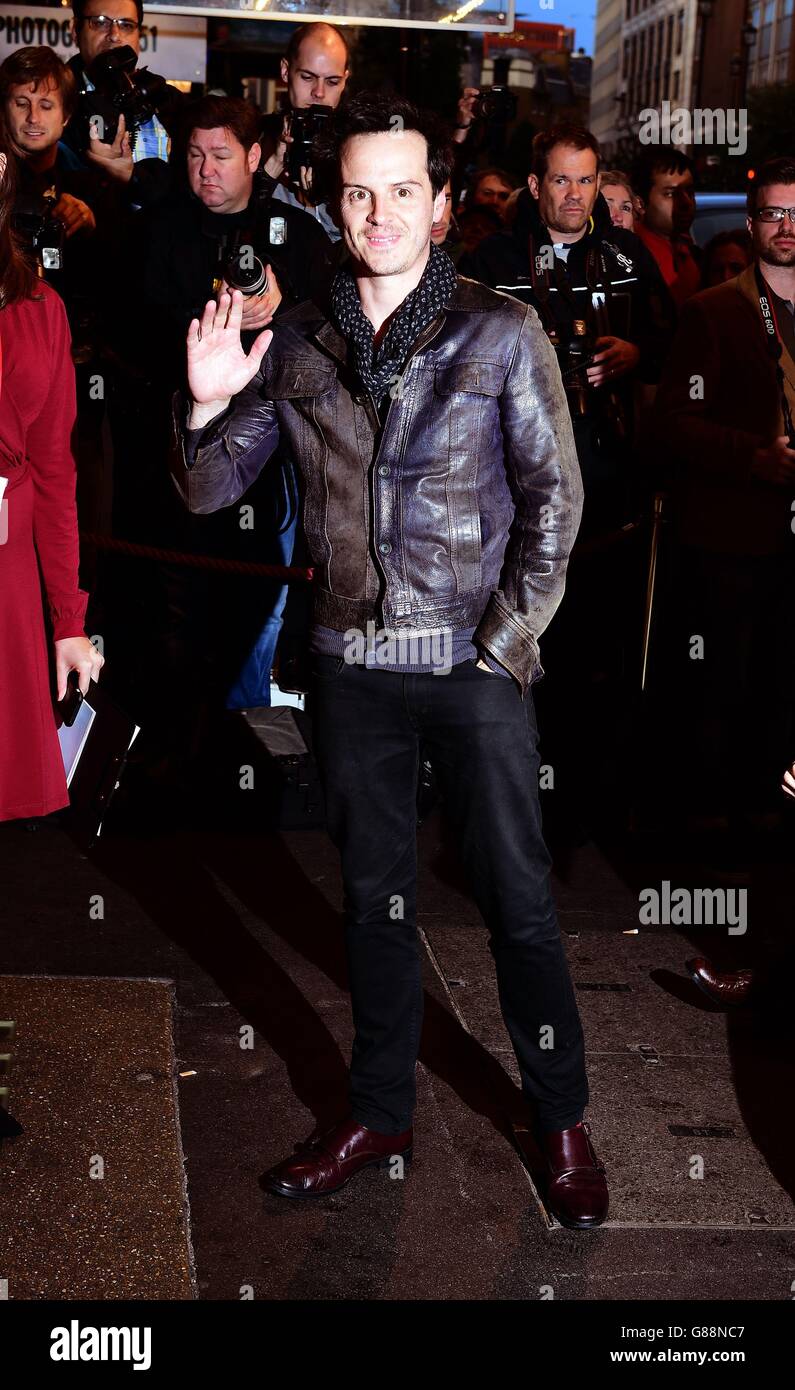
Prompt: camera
<box><xmin>222</xmin><ymin>241</ymin><xmax>269</xmax><ymax>297</ymax></box>
<box><xmin>287</xmin><ymin>103</ymin><xmax>333</xmax><ymax>183</ymax></box>
<box><xmin>549</xmin><ymin>320</ymin><xmax>594</xmax><ymax>418</ymax></box>
<box><xmin>12</xmin><ymin>189</ymin><xmax>65</xmax><ymax>274</ymax></box>
<box><xmin>474</xmin><ymin>86</ymin><xmax>517</xmax><ymax>125</ymax></box>
<box><xmin>74</xmin><ymin>44</ymin><xmax>169</xmax><ymax>148</ymax></box>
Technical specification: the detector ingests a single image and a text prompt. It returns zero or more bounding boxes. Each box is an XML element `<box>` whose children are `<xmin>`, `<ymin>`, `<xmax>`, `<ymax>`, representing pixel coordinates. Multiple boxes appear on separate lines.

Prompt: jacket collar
<box><xmin>311</xmin><ymin>274</ymin><xmax>497</xmax><ymax>363</ymax></box>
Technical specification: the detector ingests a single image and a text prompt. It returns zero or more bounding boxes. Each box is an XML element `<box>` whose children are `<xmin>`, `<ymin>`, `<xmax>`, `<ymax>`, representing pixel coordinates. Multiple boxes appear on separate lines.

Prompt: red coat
<box><xmin>0</xmin><ymin>282</ymin><xmax>87</xmax><ymax>821</ymax></box>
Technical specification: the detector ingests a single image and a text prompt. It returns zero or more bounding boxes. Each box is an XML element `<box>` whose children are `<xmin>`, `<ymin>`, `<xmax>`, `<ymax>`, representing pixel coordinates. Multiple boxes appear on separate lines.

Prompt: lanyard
<box><xmin>754</xmin><ymin>263</ymin><xmax>795</xmax><ymax>442</ymax></box>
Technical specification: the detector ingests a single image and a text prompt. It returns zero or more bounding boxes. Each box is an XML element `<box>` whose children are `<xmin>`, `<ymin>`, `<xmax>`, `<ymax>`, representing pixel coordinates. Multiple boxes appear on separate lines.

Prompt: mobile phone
<box><xmin>57</xmin><ymin>671</ymin><xmax>84</xmax><ymax>728</ymax></box>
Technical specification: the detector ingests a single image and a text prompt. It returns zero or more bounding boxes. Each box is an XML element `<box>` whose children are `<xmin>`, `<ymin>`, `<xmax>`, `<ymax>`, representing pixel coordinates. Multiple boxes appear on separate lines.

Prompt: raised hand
<box><xmin>187</xmin><ymin>291</ymin><xmax>273</xmax><ymax>424</ymax></box>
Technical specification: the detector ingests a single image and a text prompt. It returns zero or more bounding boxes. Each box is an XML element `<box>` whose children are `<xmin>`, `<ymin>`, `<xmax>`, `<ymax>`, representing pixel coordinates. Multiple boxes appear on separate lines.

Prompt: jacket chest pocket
<box><xmin>266</xmin><ymin>361</ymin><xmax>338</xmax><ymax>464</ymax></box>
<box><xmin>267</xmin><ymin>363</ymin><xmax>337</xmax><ymax>405</ymax></box>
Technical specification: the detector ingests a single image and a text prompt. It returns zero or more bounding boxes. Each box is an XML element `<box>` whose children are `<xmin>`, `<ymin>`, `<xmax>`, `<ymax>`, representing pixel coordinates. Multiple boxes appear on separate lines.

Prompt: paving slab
<box><xmin>0</xmin><ymin>973</ymin><xmax>195</xmax><ymax>1300</ymax></box>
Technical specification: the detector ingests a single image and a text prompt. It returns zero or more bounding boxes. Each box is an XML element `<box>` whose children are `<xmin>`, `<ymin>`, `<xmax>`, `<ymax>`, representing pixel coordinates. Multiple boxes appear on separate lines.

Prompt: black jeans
<box><xmin>310</xmin><ymin>654</ymin><xmax>589</xmax><ymax>1136</ymax></box>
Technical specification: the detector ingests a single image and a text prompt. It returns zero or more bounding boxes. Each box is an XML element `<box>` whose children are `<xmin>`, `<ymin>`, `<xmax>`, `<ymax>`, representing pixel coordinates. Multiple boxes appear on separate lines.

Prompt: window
<box><xmin>759</xmin><ymin>22</ymin><xmax>772</xmax><ymax>58</ymax></box>
<box><xmin>676</xmin><ymin>8</ymin><xmax>684</xmax><ymax>55</ymax></box>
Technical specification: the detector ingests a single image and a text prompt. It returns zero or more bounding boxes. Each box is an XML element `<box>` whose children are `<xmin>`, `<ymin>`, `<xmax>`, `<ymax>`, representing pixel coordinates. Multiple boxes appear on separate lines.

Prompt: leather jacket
<box><xmin>171</xmin><ymin>275</ymin><xmax>583</xmax><ymax>694</ymax></box>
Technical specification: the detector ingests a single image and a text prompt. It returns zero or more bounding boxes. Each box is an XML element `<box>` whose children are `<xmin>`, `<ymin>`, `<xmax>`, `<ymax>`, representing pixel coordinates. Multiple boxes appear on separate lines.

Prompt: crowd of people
<box><xmin>2</xmin><ymin>7</ymin><xmax>794</xmax><ymax>1220</ymax></box>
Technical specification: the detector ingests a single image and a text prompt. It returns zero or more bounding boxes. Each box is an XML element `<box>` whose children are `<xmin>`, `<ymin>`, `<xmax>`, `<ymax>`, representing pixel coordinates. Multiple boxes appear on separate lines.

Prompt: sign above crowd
<box><xmin>144</xmin><ymin>0</ymin><xmax>514</xmax><ymax>33</ymax></box>
<box><xmin>0</xmin><ymin>5</ymin><xmax>207</xmax><ymax>81</ymax></box>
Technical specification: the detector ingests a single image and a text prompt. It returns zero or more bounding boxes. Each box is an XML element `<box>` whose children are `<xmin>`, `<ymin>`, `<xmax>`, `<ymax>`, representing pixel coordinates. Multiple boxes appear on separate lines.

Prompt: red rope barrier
<box><xmin>79</xmin><ymin>532</ymin><xmax>314</xmax><ymax>581</ymax></box>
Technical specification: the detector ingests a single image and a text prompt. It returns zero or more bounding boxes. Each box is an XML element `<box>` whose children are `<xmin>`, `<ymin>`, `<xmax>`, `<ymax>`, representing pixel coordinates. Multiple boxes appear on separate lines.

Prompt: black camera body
<box><xmin>474</xmin><ymin>85</ymin><xmax>517</xmax><ymax>125</ymax></box>
<box><xmin>287</xmin><ymin>103</ymin><xmax>333</xmax><ymax>182</ymax></box>
<box><xmin>549</xmin><ymin>320</ymin><xmax>595</xmax><ymax>418</ymax></box>
<box><xmin>74</xmin><ymin>44</ymin><xmax>168</xmax><ymax>148</ymax></box>
<box><xmin>12</xmin><ymin>189</ymin><xmax>65</xmax><ymax>274</ymax></box>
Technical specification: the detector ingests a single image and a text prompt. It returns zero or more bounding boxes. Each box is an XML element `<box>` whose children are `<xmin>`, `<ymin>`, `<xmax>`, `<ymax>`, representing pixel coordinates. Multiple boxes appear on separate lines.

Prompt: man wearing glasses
<box><xmin>651</xmin><ymin>156</ymin><xmax>795</xmax><ymax>883</ymax></box>
<box><xmin>64</xmin><ymin>0</ymin><xmax>184</xmax><ymax>189</ymax></box>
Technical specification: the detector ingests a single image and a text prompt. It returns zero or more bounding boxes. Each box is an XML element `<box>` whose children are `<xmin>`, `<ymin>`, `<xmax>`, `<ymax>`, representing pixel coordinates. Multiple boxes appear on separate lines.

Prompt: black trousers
<box><xmin>310</xmin><ymin>654</ymin><xmax>589</xmax><ymax>1136</ymax></box>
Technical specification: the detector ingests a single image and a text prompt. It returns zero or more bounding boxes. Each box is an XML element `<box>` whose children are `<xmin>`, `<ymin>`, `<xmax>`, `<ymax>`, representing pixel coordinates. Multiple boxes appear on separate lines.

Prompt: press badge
<box><xmin>269</xmin><ymin>217</ymin><xmax>287</xmax><ymax>245</ymax></box>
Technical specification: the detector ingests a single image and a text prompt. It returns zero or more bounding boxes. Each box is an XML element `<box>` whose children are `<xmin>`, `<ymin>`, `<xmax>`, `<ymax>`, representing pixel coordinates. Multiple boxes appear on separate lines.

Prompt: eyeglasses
<box><xmin>755</xmin><ymin>206</ymin><xmax>795</xmax><ymax>223</ymax></box>
<box><xmin>85</xmin><ymin>15</ymin><xmax>141</xmax><ymax>34</ymax></box>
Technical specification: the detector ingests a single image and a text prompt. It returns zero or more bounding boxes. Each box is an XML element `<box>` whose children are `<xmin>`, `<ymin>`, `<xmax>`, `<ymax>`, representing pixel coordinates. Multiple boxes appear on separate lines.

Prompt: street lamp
<box><xmin>729</xmin><ymin>51</ymin><xmax>742</xmax><ymax>106</ymax></box>
<box><xmin>740</xmin><ymin>17</ymin><xmax>757</xmax><ymax>105</ymax></box>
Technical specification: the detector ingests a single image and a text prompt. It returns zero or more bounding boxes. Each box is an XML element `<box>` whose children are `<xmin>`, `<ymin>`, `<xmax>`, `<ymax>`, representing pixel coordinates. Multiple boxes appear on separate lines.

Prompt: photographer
<box><xmin>461</xmin><ymin>124</ymin><xmax>675</xmax><ymax>837</ymax></box>
<box><xmin>649</xmin><ymin>156</ymin><xmax>795</xmax><ymax>840</ymax></box>
<box><xmin>259</xmin><ymin>21</ymin><xmax>350</xmax><ymax>242</ymax></box>
<box><xmin>461</xmin><ymin>123</ymin><xmax>674</xmax><ymax>536</ymax></box>
<box><xmin>141</xmin><ymin>96</ymin><xmax>335</xmax><ymax>737</ymax></box>
<box><xmin>145</xmin><ymin>96</ymin><xmax>335</xmax><ymax>384</ymax></box>
<box><xmin>63</xmin><ymin>0</ymin><xmax>185</xmax><ymax>207</ymax></box>
<box><xmin>0</xmin><ymin>48</ymin><xmax>107</xmax><ymax>320</ymax></box>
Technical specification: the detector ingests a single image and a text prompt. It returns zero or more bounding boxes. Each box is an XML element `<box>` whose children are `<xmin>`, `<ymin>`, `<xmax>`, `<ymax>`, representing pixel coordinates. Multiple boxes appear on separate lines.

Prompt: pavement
<box><xmin>1</xmin><ymin>781</ymin><xmax>794</xmax><ymax>1302</ymax></box>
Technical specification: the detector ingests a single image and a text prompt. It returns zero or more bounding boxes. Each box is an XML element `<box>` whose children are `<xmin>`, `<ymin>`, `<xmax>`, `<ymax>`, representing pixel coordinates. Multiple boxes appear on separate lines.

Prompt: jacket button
<box><xmin>378</xmin><ymin>464</ymin><xmax>390</xmax><ymax>477</ymax></box>
<box><xmin>378</xmin><ymin>541</ymin><xmax>392</xmax><ymax>555</ymax></box>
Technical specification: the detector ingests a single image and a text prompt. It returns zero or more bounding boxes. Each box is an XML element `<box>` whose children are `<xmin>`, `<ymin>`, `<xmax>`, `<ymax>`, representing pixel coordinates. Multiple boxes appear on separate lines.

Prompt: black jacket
<box><xmin>144</xmin><ymin>187</ymin><xmax>337</xmax><ymax>389</ymax></box>
<box><xmin>170</xmin><ymin>275</ymin><xmax>583</xmax><ymax>695</ymax></box>
<box><xmin>461</xmin><ymin>188</ymin><xmax>675</xmax><ymax>386</ymax></box>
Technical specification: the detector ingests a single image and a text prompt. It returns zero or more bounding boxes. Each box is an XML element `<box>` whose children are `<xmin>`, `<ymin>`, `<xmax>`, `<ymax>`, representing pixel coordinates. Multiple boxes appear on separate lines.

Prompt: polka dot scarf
<box><xmin>330</xmin><ymin>242</ymin><xmax>458</xmax><ymax>404</ymax></box>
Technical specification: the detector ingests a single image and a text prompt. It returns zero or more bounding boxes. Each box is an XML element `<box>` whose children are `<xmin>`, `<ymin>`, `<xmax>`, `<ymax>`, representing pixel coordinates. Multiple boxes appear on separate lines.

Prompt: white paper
<box><xmin>58</xmin><ymin>700</ymin><xmax>97</xmax><ymax>787</ymax></box>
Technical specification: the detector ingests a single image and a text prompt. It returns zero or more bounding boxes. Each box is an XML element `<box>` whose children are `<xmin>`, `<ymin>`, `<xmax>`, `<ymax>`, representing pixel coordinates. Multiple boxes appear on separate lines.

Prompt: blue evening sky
<box><xmin>515</xmin><ymin>0</ymin><xmax>597</xmax><ymax>55</ymax></box>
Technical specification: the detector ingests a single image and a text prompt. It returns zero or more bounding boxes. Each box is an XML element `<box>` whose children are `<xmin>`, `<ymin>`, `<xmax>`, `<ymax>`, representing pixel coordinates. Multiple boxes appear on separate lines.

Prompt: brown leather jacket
<box><xmin>171</xmin><ymin>275</ymin><xmax>583</xmax><ymax>693</ymax></box>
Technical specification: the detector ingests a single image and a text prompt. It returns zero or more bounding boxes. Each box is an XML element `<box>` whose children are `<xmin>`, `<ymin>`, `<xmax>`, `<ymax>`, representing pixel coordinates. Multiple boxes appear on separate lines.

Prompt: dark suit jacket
<box><xmin>651</xmin><ymin>264</ymin><xmax>795</xmax><ymax>555</ymax></box>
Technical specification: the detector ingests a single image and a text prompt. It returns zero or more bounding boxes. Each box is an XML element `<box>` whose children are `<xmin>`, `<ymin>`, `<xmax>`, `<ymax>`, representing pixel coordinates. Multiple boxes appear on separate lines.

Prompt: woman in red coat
<box><xmin>0</xmin><ymin>134</ymin><xmax>104</xmax><ymax>822</ymax></box>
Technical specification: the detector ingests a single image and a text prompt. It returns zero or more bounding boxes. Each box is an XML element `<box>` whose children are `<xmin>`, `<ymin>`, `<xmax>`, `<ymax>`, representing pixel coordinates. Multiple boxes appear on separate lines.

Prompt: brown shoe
<box><xmin>687</xmin><ymin>957</ymin><xmax>754</xmax><ymax>1008</ymax></box>
<box><xmin>541</xmin><ymin>1121</ymin><xmax>609</xmax><ymax>1229</ymax></box>
<box><xmin>263</xmin><ymin>1117</ymin><xmax>413</xmax><ymax>1199</ymax></box>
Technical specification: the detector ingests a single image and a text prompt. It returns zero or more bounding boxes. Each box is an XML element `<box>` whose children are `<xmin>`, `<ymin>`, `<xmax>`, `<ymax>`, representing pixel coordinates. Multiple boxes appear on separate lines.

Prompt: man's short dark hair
<box><xmin>0</xmin><ymin>45</ymin><xmax>77</xmax><ymax>120</ymax></box>
<box><xmin>285</xmin><ymin>21</ymin><xmax>351</xmax><ymax>71</ymax></box>
<box><xmin>317</xmin><ymin>91</ymin><xmax>454</xmax><ymax>198</ymax></box>
<box><xmin>531</xmin><ymin>124</ymin><xmax>601</xmax><ymax>182</ymax></box>
<box><xmin>72</xmin><ymin>0</ymin><xmax>144</xmax><ymax>25</ymax></box>
<box><xmin>747</xmin><ymin>156</ymin><xmax>795</xmax><ymax>219</ymax></box>
<box><xmin>180</xmin><ymin>96</ymin><xmax>263</xmax><ymax>155</ymax></box>
<box><xmin>632</xmin><ymin>149</ymin><xmax>694</xmax><ymax>204</ymax></box>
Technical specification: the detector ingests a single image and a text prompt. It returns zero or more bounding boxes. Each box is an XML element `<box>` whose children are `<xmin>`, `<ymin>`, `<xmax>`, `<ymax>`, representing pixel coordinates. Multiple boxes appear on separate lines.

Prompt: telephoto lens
<box><xmin>224</xmin><ymin>247</ymin><xmax>269</xmax><ymax>297</ymax></box>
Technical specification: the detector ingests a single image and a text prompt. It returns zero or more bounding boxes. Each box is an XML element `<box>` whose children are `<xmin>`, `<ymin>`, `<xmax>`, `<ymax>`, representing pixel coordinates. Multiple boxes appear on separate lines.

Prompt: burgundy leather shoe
<box><xmin>687</xmin><ymin>957</ymin><xmax>754</xmax><ymax>1008</ymax></box>
<box><xmin>263</xmin><ymin>1117</ymin><xmax>413</xmax><ymax>1199</ymax></box>
<box><xmin>541</xmin><ymin>1121</ymin><xmax>609</xmax><ymax>1229</ymax></box>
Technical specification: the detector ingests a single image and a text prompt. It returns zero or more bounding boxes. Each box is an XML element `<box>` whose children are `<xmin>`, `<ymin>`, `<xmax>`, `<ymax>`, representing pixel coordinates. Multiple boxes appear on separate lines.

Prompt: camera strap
<box><xmin>528</xmin><ymin>235</ymin><xmax>582</xmax><ymax>336</ymax></box>
<box><xmin>529</xmin><ymin>232</ymin><xmax>615</xmax><ymax>340</ymax></box>
<box><xmin>754</xmin><ymin>262</ymin><xmax>795</xmax><ymax>442</ymax></box>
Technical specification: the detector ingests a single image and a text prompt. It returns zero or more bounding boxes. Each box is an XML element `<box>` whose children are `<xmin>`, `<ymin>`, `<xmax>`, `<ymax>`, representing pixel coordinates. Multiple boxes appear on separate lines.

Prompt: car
<box><xmin>691</xmin><ymin>192</ymin><xmax>748</xmax><ymax>246</ymax></box>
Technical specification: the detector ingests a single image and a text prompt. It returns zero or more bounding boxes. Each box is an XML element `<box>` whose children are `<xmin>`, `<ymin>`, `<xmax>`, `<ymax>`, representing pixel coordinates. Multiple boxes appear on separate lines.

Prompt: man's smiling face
<box><xmin>338</xmin><ymin>129</ymin><xmax>445</xmax><ymax>278</ymax></box>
